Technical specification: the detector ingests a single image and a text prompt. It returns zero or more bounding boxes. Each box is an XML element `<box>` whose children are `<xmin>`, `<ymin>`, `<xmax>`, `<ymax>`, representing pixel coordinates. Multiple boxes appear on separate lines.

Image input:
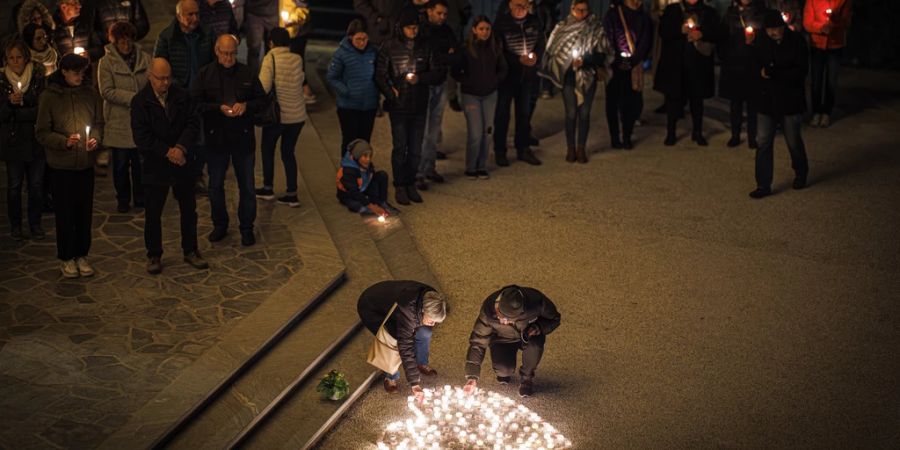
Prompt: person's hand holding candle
<box><xmin>405</xmin><ymin>72</ymin><xmax>418</xmax><ymax>85</ymax></box>
<box><xmin>571</xmin><ymin>48</ymin><xmax>583</xmax><ymax>69</ymax></box>
<box><xmin>744</xmin><ymin>25</ymin><xmax>755</xmax><ymax>44</ymax></box>
<box><xmin>822</xmin><ymin>8</ymin><xmax>834</xmax><ymax>34</ymax></box>
<box><xmin>520</xmin><ymin>51</ymin><xmax>537</xmax><ymax>67</ymax></box>
<box><xmin>66</xmin><ymin>133</ymin><xmax>81</xmax><ymax>149</ymax></box>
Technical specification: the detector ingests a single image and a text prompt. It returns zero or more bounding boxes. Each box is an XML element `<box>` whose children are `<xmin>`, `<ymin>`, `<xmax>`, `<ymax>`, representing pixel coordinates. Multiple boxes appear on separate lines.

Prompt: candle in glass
<box><xmin>825</xmin><ymin>8</ymin><xmax>833</xmax><ymax>19</ymax></box>
<box><xmin>744</xmin><ymin>26</ymin><xmax>754</xmax><ymax>36</ymax></box>
<box><xmin>686</xmin><ymin>18</ymin><xmax>696</xmax><ymax>30</ymax></box>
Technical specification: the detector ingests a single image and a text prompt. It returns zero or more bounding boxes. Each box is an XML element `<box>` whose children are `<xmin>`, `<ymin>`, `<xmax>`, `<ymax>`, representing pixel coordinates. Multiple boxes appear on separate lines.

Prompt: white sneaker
<box><xmin>75</xmin><ymin>257</ymin><xmax>95</xmax><ymax>277</ymax></box>
<box><xmin>820</xmin><ymin>114</ymin><xmax>831</xmax><ymax>128</ymax></box>
<box><xmin>810</xmin><ymin>114</ymin><xmax>822</xmax><ymax>127</ymax></box>
<box><xmin>61</xmin><ymin>260</ymin><xmax>79</xmax><ymax>278</ymax></box>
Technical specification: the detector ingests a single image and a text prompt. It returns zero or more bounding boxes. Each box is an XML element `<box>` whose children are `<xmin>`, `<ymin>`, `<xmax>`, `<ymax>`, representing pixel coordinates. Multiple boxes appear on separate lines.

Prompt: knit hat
<box><xmin>348</xmin><ymin>139</ymin><xmax>373</xmax><ymax>160</ymax></box>
<box><xmin>497</xmin><ymin>286</ymin><xmax>525</xmax><ymax>318</ymax></box>
<box><xmin>763</xmin><ymin>9</ymin><xmax>785</xmax><ymax>28</ymax></box>
<box><xmin>397</xmin><ymin>9</ymin><xmax>420</xmax><ymax>28</ymax></box>
<box><xmin>59</xmin><ymin>53</ymin><xmax>89</xmax><ymax>72</ymax></box>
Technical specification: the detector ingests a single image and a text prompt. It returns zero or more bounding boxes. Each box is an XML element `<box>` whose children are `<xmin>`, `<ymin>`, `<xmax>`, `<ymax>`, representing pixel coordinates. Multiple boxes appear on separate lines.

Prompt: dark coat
<box><xmin>130</xmin><ymin>84</ymin><xmax>199</xmax><ymax>185</ymax></box>
<box><xmin>191</xmin><ymin>62</ymin><xmax>266</xmax><ymax>153</ymax></box>
<box><xmin>464</xmin><ymin>285</ymin><xmax>561</xmax><ymax>379</ymax></box>
<box><xmin>452</xmin><ymin>38</ymin><xmax>508</xmax><ymax>97</ymax></box>
<box><xmin>653</xmin><ymin>2</ymin><xmax>721</xmax><ymax>99</ymax></box>
<box><xmin>353</xmin><ymin>0</ymin><xmax>405</xmax><ymax>45</ymax></box>
<box><xmin>603</xmin><ymin>4</ymin><xmax>654</xmax><ymax>68</ymax></box>
<box><xmin>0</xmin><ymin>62</ymin><xmax>46</xmax><ymax>162</ymax></box>
<box><xmin>493</xmin><ymin>10</ymin><xmax>546</xmax><ymax>82</ymax></box>
<box><xmin>375</xmin><ymin>32</ymin><xmax>444</xmax><ymax>115</ymax></box>
<box><xmin>94</xmin><ymin>0</ymin><xmax>150</xmax><ymax>44</ymax></box>
<box><xmin>717</xmin><ymin>1</ymin><xmax>766</xmax><ymax>100</ymax></box>
<box><xmin>357</xmin><ymin>280</ymin><xmax>438</xmax><ymax>385</ymax></box>
<box><xmin>199</xmin><ymin>0</ymin><xmax>239</xmax><ymax>39</ymax></box>
<box><xmin>751</xmin><ymin>27</ymin><xmax>808</xmax><ymax>117</ymax></box>
<box><xmin>419</xmin><ymin>19</ymin><xmax>461</xmax><ymax>76</ymax></box>
<box><xmin>52</xmin><ymin>10</ymin><xmax>103</xmax><ymax>62</ymax></box>
<box><xmin>336</xmin><ymin>151</ymin><xmax>377</xmax><ymax>205</ymax></box>
<box><xmin>153</xmin><ymin>20</ymin><xmax>215</xmax><ymax>89</ymax></box>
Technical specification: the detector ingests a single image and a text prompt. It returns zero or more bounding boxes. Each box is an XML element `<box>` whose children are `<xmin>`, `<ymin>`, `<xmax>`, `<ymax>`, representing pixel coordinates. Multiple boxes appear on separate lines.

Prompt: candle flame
<box><xmin>281</xmin><ymin>10</ymin><xmax>290</xmax><ymax>22</ymax></box>
<box><xmin>378</xmin><ymin>215</ymin><xmax>386</xmax><ymax>223</ymax></box>
<box><xmin>73</xmin><ymin>46</ymin><xmax>85</xmax><ymax>56</ymax></box>
<box><xmin>825</xmin><ymin>8</ymin><xmax>832</xmax><ymax>14</ymax></box>
<box><xmin>745</xmin><ymin>26</ymin><xmax>754</xmax><ymax>33</ymax></box>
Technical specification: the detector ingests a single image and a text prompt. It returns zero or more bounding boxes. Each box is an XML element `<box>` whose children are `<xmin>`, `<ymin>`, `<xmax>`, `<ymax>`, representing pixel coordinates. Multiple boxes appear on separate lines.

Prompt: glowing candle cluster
<box><xmin>377</xmin><ymin>385</ymin><xmax>572</xmax><ymax>450</ymax></box>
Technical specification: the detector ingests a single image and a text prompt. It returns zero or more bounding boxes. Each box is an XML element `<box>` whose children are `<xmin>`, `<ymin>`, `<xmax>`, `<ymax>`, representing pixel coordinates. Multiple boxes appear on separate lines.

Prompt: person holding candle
<box><xmin>51</xmin><ymin>0</ymin><xmax>103</xmax><ymax>63</ymax></box>
<box><xmin>98</xmin><ymin>21</ymin><xmax>149</xmax><ymax>214</ymax></box>
<box><xmin>603</xmin><ymin>0</ymin><xmax>653</xmax><ymax>151</ymax></box>
<box><xmin>803</xmin><ymin>0</ymin><xmax>852</xmax><ymax>128</ymax></box>
<box><xmin>765</xmin><ymin>0</ymin><xmax>803</xmax><ymax>32</ymax></box>
<box><xmin>719</xmin><ymin>0</ymin><xmax>766</xmax><ymax>149</ymax></box>
<box><xmin>357</xmin><ymin>280</ymin><xmax>448</xmax><ymax>396</ymax></box>
<box><xmin>462</xmin><ymin>285</ymin><xmax>561</xmax><ymax>398</ymax></box>
<box><xmin>1</xmin><ymin>40</ymin><xmax>48</xmax><ymax>240</ymax></box>
<box><xmin>327</xmin><ymin>19</ymin><xmax>380</xmax><ymax>158</ymax></box>
<box><xmin>492</xmin><ymin>0</ymin><xmax>546</xmax><ymax>167</ymax></box>
<box><xmin>654</xmin><ymin>0</ymin><xmax>721</xmax><ymax>147</ymax></box>
<box><xmin>22</xmin><ymin>24</ymin><xmax>58</xmax><ymax>77</ymax></box>
<box><xmin>192</xmin><ymin>34</ymin><xmax>266</xmax><ymax>246</ymax></box>
<box><xmin>336</xmin><ymin>139</ymin><xmax>400</xmax><ymax>217</ymax></box>
<box><xmin>452</xmin><ymin>15</ymin><xmax>507</xmax><ymax>179</ymax></box>
<box><xmin>35</xmin><ymin>53</ymin><xmax>103</xmax><ymax>278</ymax></box>
<box><xmin>374</xmin><ymin>9</ymin><xmax>444</xmax><ymax>206</ymax></box>
<box><xmin>748</xmin><ymin>9</ymin><xmax>809</xmax><ymax>199</ymax></box>
<box><xmin>93</xmin><ymin>0</ymin><xmax>150</xmax><ymax>46</ymax></box>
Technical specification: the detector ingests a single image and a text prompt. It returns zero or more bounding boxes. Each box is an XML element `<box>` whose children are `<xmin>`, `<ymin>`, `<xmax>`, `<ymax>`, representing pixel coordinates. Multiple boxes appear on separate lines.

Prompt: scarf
<box><xmin>3</xmin><ymin>63</ymin><xmax>34</xmax><ymax>93</ymax></box>
<box><xmin>539</xmin><ymin>15</ymin><xmax>610</xmax><ymax>106</ymax></box>
<box><xmin>31</xmin><ymin>46</ymin><xmax>59</xmax><ymax>76</ymax></box>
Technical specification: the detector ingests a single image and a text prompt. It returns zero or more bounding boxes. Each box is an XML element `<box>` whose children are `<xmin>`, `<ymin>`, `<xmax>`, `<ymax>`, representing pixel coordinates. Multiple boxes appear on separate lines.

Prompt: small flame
<box><xmin>745</xmin><ymin>26</ymin><xmax>754</xmax><ymax>33</ymax></box>
<box><xmin>73</xmin><ymin>46</ymin><xmax>85</xmax><ymax>56</ymax></box>
<box><xmin>825</xmin><ymin>8</ymin><xmax>833</xmax><ymax>15</ymax></box>
<box><xmin>377</xmin><ymin>215</ymin><xmax>386</xmax><ymax>223</ymax></box>
<box><xmin>280</xmin><ymin>10</ymin><xmax>290</xmax><ymax>22</ymax></box>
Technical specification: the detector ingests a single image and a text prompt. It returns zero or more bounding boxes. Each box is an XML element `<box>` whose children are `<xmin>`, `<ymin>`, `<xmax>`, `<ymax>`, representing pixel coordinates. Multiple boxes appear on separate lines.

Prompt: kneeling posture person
<box><xmin>463</xmin><ymin>285</ymin><xmax>561</xmax><ymax>397</ymax></box>
<box><xmin>336</xmin><ymin>139</ymin><xmax>399</xmax><ymax>217</ymax></box>
<box><xmin>357</xmin><ymin>280</ymin><xmax>448</xmax><ymax>396</ymax></box>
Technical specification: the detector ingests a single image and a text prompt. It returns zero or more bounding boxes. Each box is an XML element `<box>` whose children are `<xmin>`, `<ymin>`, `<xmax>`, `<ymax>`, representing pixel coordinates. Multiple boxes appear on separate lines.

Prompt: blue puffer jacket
<box><xmin>326</xmin><ymin>37</ymin><xmax>379</xmax><ymax>111</ymax></box>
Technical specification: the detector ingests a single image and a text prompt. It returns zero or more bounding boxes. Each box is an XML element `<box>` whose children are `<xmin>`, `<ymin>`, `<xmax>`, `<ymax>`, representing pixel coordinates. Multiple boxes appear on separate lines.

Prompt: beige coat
<box><xmin>258</xmin><ymin>47</ymin><xmax>307</xmax><ymax>125</ymax></box>
<box><xmin>97</xmin><ymin>44</ymin><xmax>150</xmax><ymax>149</ymax></box>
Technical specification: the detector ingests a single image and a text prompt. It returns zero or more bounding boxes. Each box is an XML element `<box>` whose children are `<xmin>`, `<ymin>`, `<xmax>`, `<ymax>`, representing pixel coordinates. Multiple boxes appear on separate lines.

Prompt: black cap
<box><xmin>397</xmin><ymin>9</ymin><xmax>420</xmax><ymax>28</ymax></box>
<box><xmin>498</xmin><ymin>287</ymin><xmax>525</xmax><ymax>318</ymax></box>
<box><xmin>59</xmin><ymin>53</ymin><xmax>89</xmax><ymax>72</ymax></box>
<box><xmin>763</xmin><ymin>9</ymin><xmax>786</xmax><ymax>28</ymax></box>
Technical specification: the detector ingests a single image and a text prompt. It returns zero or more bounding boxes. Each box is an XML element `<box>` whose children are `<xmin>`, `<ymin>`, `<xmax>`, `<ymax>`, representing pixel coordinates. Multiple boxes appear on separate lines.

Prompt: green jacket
<box><xmin>35</xmin><ymin>71</ymin><xmax>104</xmax><ymax>171</ymax></box>
<box><xmin>98</xmin><ymin>44</ymin><xmax>150</xmax><ymax>148</ymax></box>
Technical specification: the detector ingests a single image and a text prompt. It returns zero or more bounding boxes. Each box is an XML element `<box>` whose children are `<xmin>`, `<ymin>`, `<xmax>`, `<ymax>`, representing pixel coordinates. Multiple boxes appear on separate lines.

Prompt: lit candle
<box><xmin>73</xmin><ymin>46</ymin><xmax>85</xmax><ymax>56</ymax></box>
<box><xmin>571</xmin><ymin>48</ymin><xmax>579</xmax><ymax>59</ymax></box>
<box><xmin>620</xmin><ymin>51</ymin><xmax>631</xmax><ymax>58</ymax></box>
<box><xmin>280</xmin><ymin>10</ymin><xmax>290</xmax><ymax>23</ymax></box>
<box><xmin>527</xmin><ymin>51</ymin><xmax>535</xmax><ymax>59</ymax></box>
<box><xmin>781</xmin><ymin>11</ymin><xmax>790</xmax><ymax>23</ymax></box>
<box><xmin>378</xmin><ymin>215</ymin><xmax>386</xmax><ymax>223</ymax></box>
<box><xmin>744</xmin><ymin>25</ymin><xmax>754</xmax><ymax>36</ymax></box>
<box><xmin>405</xmin><ymin>72</ymin><xmax>415</xmax><ymax>81</ymax></box>
<box><xmin>686</xmin><ymin>18</ymin><xmax>696</xmax><ymax>30</ymax></box>
<box><xmin>16</xmin><ymin>81</ymin><xmax>22</xmax><ymax>92</ymax></box>
<box><xmin>85</xmin><ymin>125</ymin><xmax>90</xmax><ymax>147</ymax></box>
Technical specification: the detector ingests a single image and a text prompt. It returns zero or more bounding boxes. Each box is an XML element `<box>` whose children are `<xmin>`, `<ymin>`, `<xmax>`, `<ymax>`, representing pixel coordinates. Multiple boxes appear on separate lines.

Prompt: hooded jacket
<box><xmin>336</xmin><ymin>151</ymin><xmax>375</xmax><ymax>205</ymax></box>
<box><xmin>130</xmin><ymin>83</ymin><xmax>200</xmax><ymax>185</ymax></box>
<box><xmin>35</xmin><ymin>71</ymin><xmax>103</xmax><ymax>171</ymax></box>
<box><xmin>15</xmin><ymin>0</ymin><xmax>55</xmax><ymax>36</ymax></box>
<box><xmin>357</xmin><ymin>280</ymin><xmax>438</xmax><ymax>385</ymax></box>
<box><xmin>97</xmin><ymin>43</ymin><xmax>150</xmax><ymax>148</ymax></box>
<box><xmin>1</xmin><ymin>62</ymin><xmax>46</xmax><ymax>162</ymax></box>
<box><xmin>375</xmin><ymin>28</ymin><xmax>444</xmax><ymax>115</ymax></box>
<box><xmin>751</xmin><ymin>26</ymin><xmax>808</xmax><ymax>117</ymax></box>
<box><xmin>93</xmin><ymin>0</ymin><xmax>150</xmax><ymax>44</ymax></box>
<box><xmin>327</xmin><ymin>37</ymin><xmax>379</xmax><ymax>111</ymax></box>
<box><xmin>51</xmin><ymin>9</ymin><xmax>103</xmax><ymax>62</ymax></box>
<box><xmin>464</xmin><ymin>285</ymin><xmax>561</xmax><ymax>379</ymax></box>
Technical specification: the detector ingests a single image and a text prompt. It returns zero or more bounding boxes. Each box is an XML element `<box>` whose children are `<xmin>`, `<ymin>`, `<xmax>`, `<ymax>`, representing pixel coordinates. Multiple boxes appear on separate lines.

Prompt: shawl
<box><xmin>31</xmin><ymin>46</ymin><xmax>59</xmax><ymax>76</ymax></box>
<box><xmin>539</xmin><ymin>14</ymin><xmax>610</xmax><ymax>106</ymax></box>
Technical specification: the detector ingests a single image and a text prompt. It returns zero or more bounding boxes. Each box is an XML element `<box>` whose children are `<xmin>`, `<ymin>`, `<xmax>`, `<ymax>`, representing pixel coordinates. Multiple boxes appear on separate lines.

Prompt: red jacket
<box><xmin>803</xmin><ymin>0</ymin><xmax>852</xmax><ymax>50</ymax></box>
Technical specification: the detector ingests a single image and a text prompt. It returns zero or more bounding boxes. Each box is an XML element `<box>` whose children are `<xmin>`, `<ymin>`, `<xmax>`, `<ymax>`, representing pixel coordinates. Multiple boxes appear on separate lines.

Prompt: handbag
<box><xmin>618</xmin><ymin>6</ymin><xmax>644</xmax><ymax>92</ymax></box>
<box><xmin>366</xmin><ymin>303</ymin><xmax>402</xmax><ymax>374</ymax></box>
<box><xmin>253</xmin><ymin>53</ymin><xmax>281</xmax><ymax>127</ymax></box>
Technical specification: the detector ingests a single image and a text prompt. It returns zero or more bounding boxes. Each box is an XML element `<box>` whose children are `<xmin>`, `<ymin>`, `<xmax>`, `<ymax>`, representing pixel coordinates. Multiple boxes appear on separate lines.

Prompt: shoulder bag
<box><xmin>366</xmin><ymin>303</ymin><xmax>403</xmax><ymax>374</ymax></box>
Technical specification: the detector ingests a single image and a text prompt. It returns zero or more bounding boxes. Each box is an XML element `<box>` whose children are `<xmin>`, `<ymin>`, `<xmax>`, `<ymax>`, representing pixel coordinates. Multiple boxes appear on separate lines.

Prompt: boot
<box><xmin>406</xmin><ymin>185</ymin><xmax>423</xmax><ymax>203</ymax></box>
<box><xmin>395</xmin><ymin>186</ymin><xmax>410</xmax><ymax>205</ymax></box>
<box><xmin>565</xmin><ymin>147</ymin><xmax>576</xmax><ymax>163</ymax></box>
<box><xmin>575</xmin><ymin>146</ymin><xmax>587</xmax><ymax>164</ymax></box>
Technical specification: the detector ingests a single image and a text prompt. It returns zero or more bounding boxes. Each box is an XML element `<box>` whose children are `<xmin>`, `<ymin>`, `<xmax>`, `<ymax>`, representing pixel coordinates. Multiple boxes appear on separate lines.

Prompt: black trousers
<box><xmin>494</xmin><ymin>76</ymin><xmax>535</xmax><ymax>156</ymax></box>
<box><xmin>489</xmin><ymin>334</ymin><xmax>545</xmax><ymax>380</ymax></box>
<box><xmin>337</xmin><ymin>108</ymin><xmax>377</xmax><ymax>156</ymax></box>
<box><xmin>388</xmin><ymin>112</ymin><xmax>426</xmax><ymax>187</ymax></box>
<box><xmin>606</xmin><ymin>67</ymin><xmax>642</xmax><ymax>144</ymax></box>
<box><xmin>666</xmin><ymin>94</ymin><xmax>704</xmax><ymax>138</ymax></box>
<box><xmin>51</xmin><ymin>167</ymin><xmax>94</xmax><ymax>261</ymax></box>
<box><xmin>337</xmin><ymin>171</ymin><xmax>389</xmax><ymax>213</ymax></box>
<box><xmin>729</xmin><ymin>98</ymin><xmax>758</xmax><ymax>141</ymax></box>
<box><xmin>143</xmin><ymin>182</ymin><xmax>198</xmax><ymax>258</ymax></box>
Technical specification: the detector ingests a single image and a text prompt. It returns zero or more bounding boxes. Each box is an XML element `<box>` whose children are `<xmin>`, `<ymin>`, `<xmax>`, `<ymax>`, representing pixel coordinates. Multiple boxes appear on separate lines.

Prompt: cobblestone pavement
<box><xmin>0</xmin><ymin>170</ymin><xmax>304</xmax><ymax>448</ymax></box>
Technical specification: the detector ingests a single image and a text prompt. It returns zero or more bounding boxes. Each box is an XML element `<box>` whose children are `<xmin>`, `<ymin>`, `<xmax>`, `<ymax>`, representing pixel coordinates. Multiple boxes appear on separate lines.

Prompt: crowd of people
<box><xmin>1</xmin><ymin>0</ymin><xmax>853</xmax><ymax>278</ymax></box>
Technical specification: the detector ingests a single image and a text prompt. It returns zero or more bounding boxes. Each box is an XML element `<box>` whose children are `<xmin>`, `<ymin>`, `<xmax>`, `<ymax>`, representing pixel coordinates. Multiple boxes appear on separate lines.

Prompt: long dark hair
<box><xmin>466</xmin><ymin>15</ymin><xmax>499</xmax><ymax>58</ymax></box>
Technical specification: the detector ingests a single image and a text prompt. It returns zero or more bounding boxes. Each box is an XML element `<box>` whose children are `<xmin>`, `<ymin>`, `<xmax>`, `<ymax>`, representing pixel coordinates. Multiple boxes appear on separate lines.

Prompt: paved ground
<box><xmin>315</xmin><ymin>59</ymin><xmax>900</xmax><ymax>448</ymax></box>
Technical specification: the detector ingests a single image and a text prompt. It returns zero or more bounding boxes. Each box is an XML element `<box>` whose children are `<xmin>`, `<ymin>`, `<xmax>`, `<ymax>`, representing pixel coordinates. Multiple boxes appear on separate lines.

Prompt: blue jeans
<box><xmin>388</xmin><ymin>326</ymin><xmax>433</xmax><ymax>380</ymax></box>
<box><xmin>389</xmin><ymin>113</ymin><xmax>426</xmax><ymax>187</ymax></box>
<box><xmin>494</xmin><ymin>76</ymin><xmax>535</xmax><ymax>156</ymax></box>
<box><xmin>260</xmin><ymin>122</ymin><xmax>303</xmax><ymax>194</ymax></box>
<box><xmin>207</xmin><ymin>149</ymin><xmax>257</xmax><ymax>232</ymax></box>
<box><xmin>419</xmin><ymin>83</ymin><xmax>447</xmax><ymax>178</ymax></box>
<box><xmin>462</xmin><ymin>92</ymin><xmax>497</xmax><ymax>172</ymax></box>
<box><xmin>810</xmin><ymin>48</ymin><xmax>841</xmax><ymax>115</ymax></box>
<box><xmin>111</xmin><ymin>148</ymin><xmax>143</xmax><ymax>207</ymax></box>
<box><xmin>5</xmin><ymin>158</ymin><xmax>44</xmax><ymax>229</ymax></box>
<box><xmin>561</xmin><ymin>70</ymin><xmax>597</xmax><ymax>149</ymax></box>
<box><xmin>755</xmin><ymin>113</ymin><xmax>808</xmax><ymax>190</ymax></box>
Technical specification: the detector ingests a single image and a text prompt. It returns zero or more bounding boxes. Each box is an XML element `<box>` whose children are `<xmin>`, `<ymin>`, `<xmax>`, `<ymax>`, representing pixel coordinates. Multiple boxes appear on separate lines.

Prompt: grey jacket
<box><xmin>98</xmin><ymin>44</ymin><xmax>150</xmax><ymax>149</ymax></box>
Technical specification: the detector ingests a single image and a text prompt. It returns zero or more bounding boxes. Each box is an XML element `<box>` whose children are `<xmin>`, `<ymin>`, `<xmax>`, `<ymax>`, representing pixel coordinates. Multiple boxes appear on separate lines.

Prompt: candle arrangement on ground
<box><xmin>377</xmin><ymin>385</ymin><xmax>572</xmax><ymax>450</ymax></box>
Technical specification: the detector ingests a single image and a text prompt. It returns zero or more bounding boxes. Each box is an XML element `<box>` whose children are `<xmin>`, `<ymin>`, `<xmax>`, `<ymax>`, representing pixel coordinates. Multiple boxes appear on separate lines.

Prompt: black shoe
<box><xmin>147</xmin><ymin>257</ymin><xmax>162</xmax><ymax>275</ymax></box>
<box><xmin>497</xmin><ymin>376</ymin><xmax>512</xmax><ymax>385</ymax></box>
<box><xmin>208</xmin><ymin>227</ymin><xmax>227</xmax><ymax>242</ymax></box>
<box><xmin>241</xmin><ymin>231</ymin><xmax>255</xmax><ymax>246</ymax></box>
<box><xmin>11</xmin><ymin>228</ymin><xmax>24</xmax><ymax>241</ymax></box>
<box><xmin>748</xmin><ymin>188</ymin><xmax>772</xmax><ymax>199</ymax></box>
<box><xmin>407</xmin><ymin>185</ymin><xmax>423</xmax><ymax>203</ymax></box>
<box><xmin>692</xmin><ymin>134</ymin><xmax>708</xmax><ymax>146</ymax></box>
<box><xmin>519</xmin><ymin>379</ymin><xmax>534</xmax><ymax>397</ymax></box>
<box><xmin>436</xmin><ymin>151</ymin><xmax>447</xmax><ymax>160</ymax></box>
<box><xmin>748</xmin><ymin>139</ymin><xmax>758</xmax><ymax>149</ymax></box>
<box><xmin>395</xmin><ymin>186</ymin><xmax>410</xmax><ymax>205</ymax></box>
<box><xmin>518</xmin><ymin>150</ymin><xmax>542</xmax><ymax>166</ymax></box>
<box><xmin>664</xmin><ymin>135</ymin><xmax>677</xmax><ymax>146</ymax></box>
<box><xmin>610</xmin><ymin>140</ymin><xmax>623</xmax><ymax>149</ymax></box>
<box><xmin>134</xmin><ymin>200</ymin><xmax>145</xmax><ymax>209</ymax></box>
<box><xmin>449</xmin><ymin>98</ymin><xmax>462</xmax><ymax>112</ymax></box>
<box><xmin>623</xmin><ymin>139</ymin><xmax>634</xmax><ymax>150</ymax></box>
<box><xmin>495</xmin><ymin>154</ymin><xmax>510</xmax><ymax>167</ymax></box>
<box><xmin>425</xmin><ymin>171</ymin><xmax>445</xmax><ymax>183</ymax></box>
<box><xmin>792</xmin><ymin>176</ymin><xmax>807</xmax><ymax>190</ymax></box>
<box><xmin>276</xmin><ymin>195</ymin><xmax>300</xmax><ymax>208</ymax></box>
<box><xmin>476</xmin><ymin>170</ymin><xmax>490</xmax><ymax>180</ymax></box>
<box><xmin>727</xmin><ymin>136</ymin><xmax>741</xmax><ymax>148</ymax></box>
<box><xmin>527</xmin><ymin>135</ymin><xmax>540</xmax><ymax>147</ymax></box>
<box><xmin>465</xmin><ymin>171</ymin><xmax>478</xmax><ymax>180</ymax></box>
<box><xmin>414</xmin><ymin>177</ymin><xmax>429</xmax><ymax>191</ymax></box>
<box><xmin>29</xmin><ymin>226</ymin><xmax>45</xmax><ymax>240</ymax></box>
<box><xmin>183</xmin><ymin>250</ymin><xmax>209</xmax><ymax>269</ymax></box>
<box><xmin>255</xmin><ymin>187</ymin><xmax>275</xmax><ymax>200</ymax></box>
<box><xmin>116</xmin><ymin>203</ymin><xmax>130</xmax><ymax>213</ymax></box>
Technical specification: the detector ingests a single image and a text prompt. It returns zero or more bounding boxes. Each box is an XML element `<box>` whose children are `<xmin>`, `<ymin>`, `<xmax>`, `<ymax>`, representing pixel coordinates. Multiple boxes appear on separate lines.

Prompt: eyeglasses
<box><xmin>34</xmin><ymin>36</ymin><xmax>48</xmax><ymax>41</ymax></box>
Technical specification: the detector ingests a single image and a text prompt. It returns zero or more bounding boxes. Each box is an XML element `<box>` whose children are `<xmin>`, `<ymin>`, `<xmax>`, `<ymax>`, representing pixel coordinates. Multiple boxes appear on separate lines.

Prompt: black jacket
<box><xmin>493</xmin><ymin>10</ymin><xmax>546</xmax><ymax>82</ymax></box>
<box><xmin>452</xmin><ymin>38</ymin><xmax>508</xmax><ymax>97</ymax></box>
<box><xmin>375</xmin><ymin>32</ymin><xmax>444</xmax><ymax>115</ymax></box>
<box><xmin>199</xmin><ymin>0</ymin><xmax>239</xmax><ymax>39</ymax></box>
<box><xmin>357</xmin><ymin>280</ymin><xmax>438</xmax><ymax>385</ymax></box>
<box><xmin>153</xmin><ymin>20</ymin><xmax>215</xmax><ymax>89</ymax></box>
<box><xmin>0</xmin><ymin>62</ymin><xmax>46</xmax><ymax>162</ymax></box>
<box><xmin>465</xmin><ymin>285</ymin><xmax>561</xmax><ymax>379</ymax></box>
<box><xmin>94</xmin><ymin>0</ymin><xmax>150</xmax><ymax>44</ymax></box>
<box><xmin>353</xmin><ymin>0</ymin><xmax>405</xmax><ymax>45</ymax></box>
<box><xmin>420</xmin><ymin>19</ymin><xmax>460</xmax><ymax>77</ymax></box>
<box><xmin>191</xmin><ymin>62</ymin><xmax>266</xmax><ymax>153</ymax></box>
<box><xmin>52</xmin><ymin>10</ymin><xmax>103</xmax><ymax>62</ymax></box>
<box><xmin>653</xmin><ymin>2</ymin><xmax>721</xmax><ymax>99</ymax></box>
<box><xmin>131</xmin><ymin>84</ymin><xmax>199</xmax><ymax>186</ymax></box>
<box><xmin>751</xmin><ymin>27</ymin><xmax>808</xmax><ymax>117</ymax></box>
<box><xmin>717</xmin><ymin>1</ymin><xmax>766</xmax><ymax>100</ymax></box>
